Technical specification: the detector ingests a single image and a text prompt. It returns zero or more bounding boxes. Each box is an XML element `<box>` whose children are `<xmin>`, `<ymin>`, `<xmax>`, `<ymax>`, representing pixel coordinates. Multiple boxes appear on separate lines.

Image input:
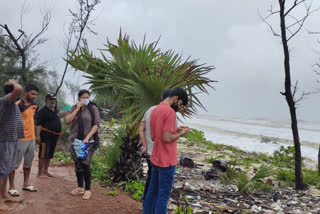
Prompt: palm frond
<box><xmin>68</xmin><ymin>32</ymin><xmax>216</xmax><ymax>131</ymax></box>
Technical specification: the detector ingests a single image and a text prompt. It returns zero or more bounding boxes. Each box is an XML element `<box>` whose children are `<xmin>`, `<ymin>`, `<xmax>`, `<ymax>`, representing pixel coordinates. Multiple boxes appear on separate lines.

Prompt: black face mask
<box><xmin>171</xmin><ymin>101</ymin><xmax>179</xmax><ymax>112</ymax></box>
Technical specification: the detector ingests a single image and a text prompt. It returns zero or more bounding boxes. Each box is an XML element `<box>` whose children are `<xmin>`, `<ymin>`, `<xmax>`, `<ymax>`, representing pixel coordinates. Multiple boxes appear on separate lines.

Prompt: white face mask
<box><xmin>81</xmin><ymin>98</ymin><xmax>90</xmax><ymax>106</ymax></box>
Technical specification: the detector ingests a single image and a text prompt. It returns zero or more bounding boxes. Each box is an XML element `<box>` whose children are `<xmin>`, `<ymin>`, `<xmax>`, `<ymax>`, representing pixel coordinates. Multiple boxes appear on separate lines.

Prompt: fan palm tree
<box><xmin>68</xmin><ymin>32</ymin><xmax>216</xmax><ymax>182</ymax></box>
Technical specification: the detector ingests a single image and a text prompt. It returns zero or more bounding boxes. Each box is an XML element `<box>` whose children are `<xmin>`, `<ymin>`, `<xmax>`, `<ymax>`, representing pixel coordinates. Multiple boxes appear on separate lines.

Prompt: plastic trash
<box><xmin>186</xmin><ymin>195</ymin><xmax>196</xmax><ymax>201</ymax></box>
<box><xmin>72</xmin><ymin>139</ymin><xmax>94</xmax><ymax>159</ymax></box>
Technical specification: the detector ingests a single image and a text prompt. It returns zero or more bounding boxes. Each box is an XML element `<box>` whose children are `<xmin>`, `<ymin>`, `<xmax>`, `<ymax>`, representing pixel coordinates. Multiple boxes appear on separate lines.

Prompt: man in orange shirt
<box><xmin>8</xmin><ymin>84</ymin><xmax>39</xmax><ymax>196</ymax></box>
<box><xmin>143</xmin><ymin>88</ymin><xmax>191</xmax><ymax>214</ymax></box>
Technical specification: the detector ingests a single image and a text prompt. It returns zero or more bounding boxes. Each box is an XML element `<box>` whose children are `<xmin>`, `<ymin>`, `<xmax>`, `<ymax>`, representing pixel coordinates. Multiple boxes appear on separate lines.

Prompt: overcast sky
<box><xmin>1</xmin><ymin>0</ymin><xmax>320</xmax><ymax>122</ymax></box>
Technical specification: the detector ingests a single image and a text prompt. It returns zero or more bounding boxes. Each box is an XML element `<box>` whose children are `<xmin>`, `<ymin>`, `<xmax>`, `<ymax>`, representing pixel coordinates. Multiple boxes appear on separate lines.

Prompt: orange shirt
<box><xmin>16</xmin><ymin>99</ymin><xmax>38</xmax><ymax>141</ymax></box>
<box><xmin>150</xmin><ymin>102</ymin><xmax>177</xmax><ymax>167</ymax></box>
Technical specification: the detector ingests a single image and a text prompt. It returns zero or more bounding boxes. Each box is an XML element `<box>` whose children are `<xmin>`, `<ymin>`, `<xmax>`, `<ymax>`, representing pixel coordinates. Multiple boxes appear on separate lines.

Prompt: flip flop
<box><xmin>22</xmin><ymin>186</ymin><xmax>37</xmax><ymax>192</ymax></box>
<box><xmin>8</xmin><ymin>189</ymin><xmax>20</xmax><ymax>197</ymax></box>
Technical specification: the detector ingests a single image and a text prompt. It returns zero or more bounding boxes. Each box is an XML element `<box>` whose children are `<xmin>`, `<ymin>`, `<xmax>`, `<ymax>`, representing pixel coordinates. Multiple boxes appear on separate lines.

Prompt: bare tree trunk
<box><xmin>278</xmin><ymin>0</ymin><xmax>304</xmax><ymax>190</ymax></box>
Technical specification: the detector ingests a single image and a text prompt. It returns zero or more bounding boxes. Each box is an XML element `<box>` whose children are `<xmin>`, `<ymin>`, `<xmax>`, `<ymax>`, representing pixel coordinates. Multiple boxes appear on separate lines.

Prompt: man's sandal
<box><xmin>8</xmin><ymin>189</ymin><xmax>20</xmax><ymax>197</ymax></box>
<box><xmin>22</xmin><ymin>186</ymin><xmax>37</xmax><ymax>192</ymax></box>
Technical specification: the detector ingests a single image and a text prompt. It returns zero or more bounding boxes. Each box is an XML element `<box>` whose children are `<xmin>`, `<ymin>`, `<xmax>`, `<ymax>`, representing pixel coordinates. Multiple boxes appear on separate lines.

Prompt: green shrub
<box><xmin>238</xmin><ymin>156</ymin><xmax>261</xmax><ymax>169</ymax></box>
<box><xmin>237</xmin><ymin>165</ymin><xmax>273</xmax><ymax>193</ymax></box>
<box><xmin>253</xmin><ymin>152</ymin><xmax>271</xmax><ymax>163</ymax></box>
<box><xmin>303</xmin><ymin>169</ymin><xmax>320</xmax><ymax>187</ymax></box>
<box><xmin>253</xmin><ymin>182</ymin><xmax>274</xmax><ymax>192</ymax></box>
<box><xmin>117</xmin><ymin>178</ymin><xmax>145</xmax><ymax>201</ymax></box>
<box><xmin>109</xmin><ymin>118</ymin><xmax>116</xmax><ymax>128</ymax></box>
<box><xmin>272</xmin><ymin>146</ymin><xmax>303</xmax><ymax>169</ymax></box>
<box><xmin>185</xmin><ymin>129</ymin><xmax>226</xmax><ymax>151</ymax></box>
<box><xmin>60</xmin><ymin>120</ymin><xmax>70</xmax><ymax>145</ymax></box>
<box><xmin>185</xmin><ymin>129</ymin><xmax>206</xmax><ymax>143</ymax></box>
<box><xmin>220</xmin><ymin>160</ymin><xmax>240</xmax><ymax>185</ymax></box>
<box><xmin>276</xmin><ymin>168</ymin><xmax>295</xmax><ymax>185</ymax></box>
<box><xmin>105</xmin><ymin>126</ymin><xmax>126</xmax><ymax>170</ymax></box>
<box><xmin>91</xmin><ymin>154</ymin><xmax>109</xmax><ymax>183</ymax></box>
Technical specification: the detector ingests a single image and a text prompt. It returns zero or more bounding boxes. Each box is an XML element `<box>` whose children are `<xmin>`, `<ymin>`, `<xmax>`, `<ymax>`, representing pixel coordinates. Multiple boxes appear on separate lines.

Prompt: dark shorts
<box><xmin>39</xmin><ymin>133</ymin><xmax>59</xmax><ymax>159</ymax></box>
<box><xmin>0</xmin><ymin>141</ymin><xmax>17</xmax><ymax>179</ymax></box>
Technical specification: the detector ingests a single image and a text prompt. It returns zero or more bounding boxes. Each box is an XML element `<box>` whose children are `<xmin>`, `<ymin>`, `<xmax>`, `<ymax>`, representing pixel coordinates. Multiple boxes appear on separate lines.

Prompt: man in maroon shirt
<box><xmin>143</xmin><ymin>88</ymin><xmax>191</xmax><ymax>214</ymax></box>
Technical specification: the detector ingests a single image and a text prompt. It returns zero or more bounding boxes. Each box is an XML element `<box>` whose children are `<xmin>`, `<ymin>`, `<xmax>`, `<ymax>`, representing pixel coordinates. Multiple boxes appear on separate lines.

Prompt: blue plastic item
<box><xmin>72</xmin><ymin>139</ymin><xmax>89</xmax><ymax>160</ymax></box>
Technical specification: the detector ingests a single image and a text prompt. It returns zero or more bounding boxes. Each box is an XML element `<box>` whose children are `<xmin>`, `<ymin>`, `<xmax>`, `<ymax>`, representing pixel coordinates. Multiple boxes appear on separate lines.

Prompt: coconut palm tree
<box><xmin>68</xmin><ymin>32</ymin><xmax>216</xmax><ymax>182</ymax></box>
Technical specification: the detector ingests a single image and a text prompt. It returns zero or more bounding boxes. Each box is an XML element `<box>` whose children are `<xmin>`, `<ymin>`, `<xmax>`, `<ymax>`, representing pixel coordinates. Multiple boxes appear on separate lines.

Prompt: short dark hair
<box><xmin>3</xmin><ymin>85</ymin><xmax>14</xmax><ymax>95</ymax></box>
<box><xmin>25</xmin><ymin>84</ymin><xmax>39</xmax><ymax>92</ymax></box>
<box><xmin>162</xmin><ymin>88</ymin><xmax>172</xmax><ymax>101</ymax></box>
<box><xmin>169</xmin><ymin>87</ymin><xmax>188</xmax><ymax>106</ymax></box>
<box><xmin>78</xmin><ymin>89</ymin><xmax>90</xmax><ymax>98</ymax></box>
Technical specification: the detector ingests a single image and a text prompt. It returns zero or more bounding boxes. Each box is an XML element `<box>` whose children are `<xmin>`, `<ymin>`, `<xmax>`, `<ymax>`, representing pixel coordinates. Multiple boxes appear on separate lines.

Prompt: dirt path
<box><xmin>3</xmin><ymin>157</ymin><xmax>142</xmax><ymax>214</ymax></box>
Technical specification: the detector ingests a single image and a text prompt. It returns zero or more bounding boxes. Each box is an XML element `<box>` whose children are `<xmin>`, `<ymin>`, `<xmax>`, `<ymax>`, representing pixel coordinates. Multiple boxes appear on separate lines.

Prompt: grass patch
<box><xmin>238</xmin><ymin>156</ymin><xmax>261</xmax><ymax>169</ymax></box>
<box><xmin>52</xmin><ymin>152</ymin><xmax>73</xmax><ymax>163</ymax></box>
<box><xmin>204</xmin><ymin>157</ymin><xmax>216</xmax><ymax>163</ymax></box>
<box><xmin>196</xmin><ymin>149</ymin><xmax>208</xmax><ymax>153</ymax></box>
<box><xmin>253</xmin><ymin>152</ymin><xmax>271</xmax><ymax>163</ymax></box>
<box><xmin>224</xmin><ymin>145</ymin><xmax>243</xmax><ymax>155</ymax></box>
<box><xmin>106</xmin><ymin>190</ymin><xmax>118</xmax><ymax>196</ymax></box>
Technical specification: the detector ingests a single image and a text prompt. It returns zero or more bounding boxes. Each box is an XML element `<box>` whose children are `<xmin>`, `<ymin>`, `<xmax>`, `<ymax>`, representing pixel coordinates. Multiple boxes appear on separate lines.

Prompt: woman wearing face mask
<box><xmin>65</xmin><ymin>89</ymin><xmax>100</xmax><ymax>200</ymax></box>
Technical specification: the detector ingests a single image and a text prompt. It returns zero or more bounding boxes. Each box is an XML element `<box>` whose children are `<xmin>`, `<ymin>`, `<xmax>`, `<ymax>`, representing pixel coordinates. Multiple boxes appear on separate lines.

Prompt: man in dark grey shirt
<box><xmin>0</xmin><ymin>79</ymin><xmax>24</xmax><ymax>211</ymax></box>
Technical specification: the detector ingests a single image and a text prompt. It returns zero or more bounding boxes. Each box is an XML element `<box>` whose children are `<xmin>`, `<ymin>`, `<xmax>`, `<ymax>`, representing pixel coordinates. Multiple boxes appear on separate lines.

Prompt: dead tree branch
<box><xmin>55</xmin><ymin>0</ymin><xmax>101</xmax><ymax>96</ymax></box>
<box><xmin>0</xmin><ymin>11</ymin><xmax>51</xmax><ymax>84</ymax></box>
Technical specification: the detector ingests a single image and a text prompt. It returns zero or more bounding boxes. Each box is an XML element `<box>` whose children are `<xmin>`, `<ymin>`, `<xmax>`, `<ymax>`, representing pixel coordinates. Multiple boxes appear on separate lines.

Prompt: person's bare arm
<box><xmin>82</xmin><ymin>125</ymin><xmax>99</xmax><ymax>143</ymax></box>
<box><xmin>163</xmin><ymin>127</ymin><xmax>191</xmax><ymax>144</ymax></box>
<box><xmin>64</xmin><ymin>102</ymin><xmax>82</xmax><ymax>124</ymax></box>
<box><xmin>59</xmin><ymin>110</ymin><xmax>70</xmax><ymax>117</ymax></box>
<box><xmin>35</xmin><ymin>125</ymin><xmax>43</xmax><ymax>144</ymax></box>
<box><xmin>139</xmin><ymin>122</ymin><xmax>148</xmax><ymax>154</ymax></box>
<box><xmin>6</xmin><ymin>79</ymin><xmax>23</xmax><ymax>103</ymax></box>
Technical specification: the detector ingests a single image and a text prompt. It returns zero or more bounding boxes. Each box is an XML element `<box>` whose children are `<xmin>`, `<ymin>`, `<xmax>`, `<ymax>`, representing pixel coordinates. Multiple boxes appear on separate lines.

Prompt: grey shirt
<box><xmin>68</xmin><ymin>104</ymin><xmax>100</xmax><ymax>143</ymax></box>
<box><xmin>0</xmin><ymin>94</ymin><xmax>24</xmax><ymax>142</ymax></box>
<box><xmin>142</xmin><ymin>106</ymin><xmax>156</xmax><ymax>155</ymax></box>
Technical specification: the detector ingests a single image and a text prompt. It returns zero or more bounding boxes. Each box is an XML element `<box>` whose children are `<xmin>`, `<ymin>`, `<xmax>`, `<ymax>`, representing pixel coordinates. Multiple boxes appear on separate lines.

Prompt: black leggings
<box><xmin>75</xmin><ymin>161</ymin><xmax>91</xmax><ymax>190</ymax></box>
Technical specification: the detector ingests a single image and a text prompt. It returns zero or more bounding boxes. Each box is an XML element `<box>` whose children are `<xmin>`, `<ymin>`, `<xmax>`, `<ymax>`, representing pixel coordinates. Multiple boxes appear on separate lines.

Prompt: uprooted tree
<box><xmin>261</xmin><ymin>0</ymin><xmax>318</xmax><ymax>190</ymax></box>
<box><xmin>68</xmin><ymin>33</ymin><xmax>216</xmax><ymax>182</ymax></box>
